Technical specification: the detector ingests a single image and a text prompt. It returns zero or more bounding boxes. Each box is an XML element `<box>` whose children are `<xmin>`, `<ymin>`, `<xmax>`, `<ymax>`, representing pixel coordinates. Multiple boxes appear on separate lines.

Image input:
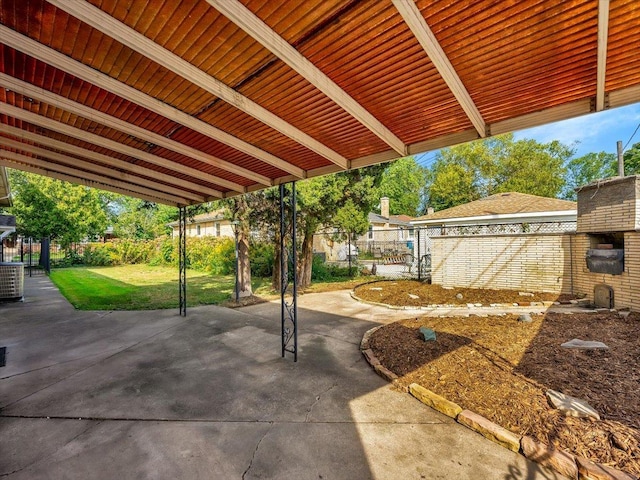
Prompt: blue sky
<box><xmin>416</xmin><ymin>102</ymin><xmax>640</xmax><ymax>168</ymax></box>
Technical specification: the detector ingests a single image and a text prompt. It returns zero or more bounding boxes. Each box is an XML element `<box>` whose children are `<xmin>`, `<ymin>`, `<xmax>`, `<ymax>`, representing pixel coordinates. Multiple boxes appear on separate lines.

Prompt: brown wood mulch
<box><xmin>368</xmin><ymin>311</ymin><xmax>640</xmax><ymax>476</ymax></box>
<box><xmin>354</xmin><ymin>280</ymin><xmax>575</xmax><ymax>306</ymax></box>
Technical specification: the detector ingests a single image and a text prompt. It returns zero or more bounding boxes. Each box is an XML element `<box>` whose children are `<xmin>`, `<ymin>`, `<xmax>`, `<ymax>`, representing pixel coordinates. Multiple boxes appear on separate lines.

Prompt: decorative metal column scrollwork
<box><xmin>279</xmin><ymin>182</ymin><xmax>298</xmax><ymax>361</ymax></box>
<box><xmin>178</xmin><ymin>205</ymin><xmax>187</xmax><ymax>317</ymax></box>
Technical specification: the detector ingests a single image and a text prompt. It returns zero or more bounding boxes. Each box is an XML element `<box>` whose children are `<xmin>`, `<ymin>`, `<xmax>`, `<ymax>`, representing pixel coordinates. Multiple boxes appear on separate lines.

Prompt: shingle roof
<box><xmin>0</xmin><ymin>214</ymin><xmax>16</xmax><ymax>227</ymax></box>
<box><xmin>414</xmin><ymin>192</ymin><xmax>576</xmax><ymax>221</ymax></box>
<box><xmin>368</xmin><ymin>212</ymin><xmax>412</xmax><ymax>227</ymax></box>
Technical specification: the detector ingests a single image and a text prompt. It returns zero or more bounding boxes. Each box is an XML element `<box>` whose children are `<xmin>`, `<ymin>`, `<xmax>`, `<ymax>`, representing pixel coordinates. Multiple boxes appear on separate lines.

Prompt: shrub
<box><xmin>82</xmin><ymin>243</ymin><xmax>115</xmax><ymax>266</ymax></box>
<box><xmin>250</xmin><ymin>241</ymin><xmax>274</xmax><ymax>277</ymax></box>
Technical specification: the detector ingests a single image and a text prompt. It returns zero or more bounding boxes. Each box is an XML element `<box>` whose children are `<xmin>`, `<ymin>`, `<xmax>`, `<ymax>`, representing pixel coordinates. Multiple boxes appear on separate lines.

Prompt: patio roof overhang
<box><xmin>1</xmin><ymin>0</ymin><xmax>639</xmax><ymax>207</ymax></box>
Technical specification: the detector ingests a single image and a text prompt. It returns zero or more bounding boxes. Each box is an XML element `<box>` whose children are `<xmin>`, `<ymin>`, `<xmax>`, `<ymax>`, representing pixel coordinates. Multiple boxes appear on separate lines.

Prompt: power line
<box><xmin>623</xmin><ymin>122</ymin><xmax>640</xmax><ymax>151</ymax></box>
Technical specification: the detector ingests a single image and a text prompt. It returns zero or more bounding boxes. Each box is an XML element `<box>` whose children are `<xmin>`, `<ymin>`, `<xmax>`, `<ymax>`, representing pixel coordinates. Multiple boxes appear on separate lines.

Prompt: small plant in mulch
<box><xmin>368</xmin><ymin>311</ymin><xmax>640</xmax><ymax>476</ymax></box>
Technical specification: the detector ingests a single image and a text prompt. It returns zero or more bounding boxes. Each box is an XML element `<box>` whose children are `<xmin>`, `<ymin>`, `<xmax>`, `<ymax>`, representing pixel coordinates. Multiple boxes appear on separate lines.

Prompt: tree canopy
<box><xmin>623</xmin><ymin>142</ymin><xmax>640</xmax><ymax>175</ymax></box>
<box><xmin>425</xmin><ymin>134</ymin><xmax>575</xmax><ymax>211</ymax></box>
<box><xmin>8</xmin><ymin>170</ymin><xmax>109</xmax><ymax>247</ymax></box>
<box><xmin>377</xmin><ymin>157</ymin><xmax>427</xmax><ymax>216</ymax></box>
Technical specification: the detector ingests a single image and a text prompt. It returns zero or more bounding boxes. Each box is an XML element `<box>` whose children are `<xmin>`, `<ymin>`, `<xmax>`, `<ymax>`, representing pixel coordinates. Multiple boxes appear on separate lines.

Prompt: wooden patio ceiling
<box><xmin>1</xmin><ymin>0</ymin><xmax>639</xmax><ymax>206</ymax></box>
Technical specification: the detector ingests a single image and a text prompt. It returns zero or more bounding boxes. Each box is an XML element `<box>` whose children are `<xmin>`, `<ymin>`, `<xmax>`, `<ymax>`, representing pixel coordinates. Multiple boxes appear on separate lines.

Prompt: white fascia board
<box><xmin>410</xmin><ymin>210</ymin><xmax>577</xmax><ymax>226</ymax></box>
<box><xmin>0</xmin><ymin>227</ymin><xmax>16</xmax><ymax>240</ymax></box>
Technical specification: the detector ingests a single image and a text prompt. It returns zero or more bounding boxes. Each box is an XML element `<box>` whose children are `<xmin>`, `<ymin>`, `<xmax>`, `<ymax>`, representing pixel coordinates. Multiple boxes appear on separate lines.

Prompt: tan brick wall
<box><xmin>431</xmin><ymin>234</ymin><xmax>573</xmax><ymax>294</ymax></box>
<box><xmin>571</xmin><ymin>232</ymin><xmax>640</xmax><ymax>311</ymax></box>
<box><xmin>576</xmin><ymin>176</ymin><xmax>640</xmax><ymax>233</ymax></box>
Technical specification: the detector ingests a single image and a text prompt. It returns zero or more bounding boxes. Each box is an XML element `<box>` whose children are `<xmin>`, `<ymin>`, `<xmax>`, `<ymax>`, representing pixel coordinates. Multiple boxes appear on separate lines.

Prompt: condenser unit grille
<box><xmin>0</xmin><ymin>262</ymin><xmax>24</xmax><ymax>300</ymax></box>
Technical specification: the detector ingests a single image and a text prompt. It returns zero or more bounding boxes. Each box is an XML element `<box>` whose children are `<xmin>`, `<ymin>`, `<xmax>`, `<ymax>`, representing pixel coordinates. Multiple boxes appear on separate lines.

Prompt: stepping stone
<box><xmin>546</xmin><ymin>390</ymin><xmax>600</xmax><ymax>420</ymax></box>
<box><xmin>408</xmin><ymin>294</ymin><xmax>419</xmax><ymax>299</ymax></box>
<box><xmin>561</xmin><ymin>339</ymin><xmax>609</xmax><ymax>350</ymax></box>
<box><xmin>419</xmin><ymin>326</ymin><xmax>436</xmax><ymax>342</ymax></box>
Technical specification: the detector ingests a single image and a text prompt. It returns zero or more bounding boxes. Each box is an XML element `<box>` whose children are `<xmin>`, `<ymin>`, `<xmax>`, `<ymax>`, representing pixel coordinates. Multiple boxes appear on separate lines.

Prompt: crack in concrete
<box><xmin>305</xmin><ymin>383</ymin><xmax>338</xmax><ymax>423</ymax></box>
<box><xmin>241</xmin><ymin>423</ymin><xmax>272</xmax><ymax>480</ymax></box>
<box><xmin>0</xmin><ymin>420</ymin><xmax>101</xmax><ymax>477</ymax></box>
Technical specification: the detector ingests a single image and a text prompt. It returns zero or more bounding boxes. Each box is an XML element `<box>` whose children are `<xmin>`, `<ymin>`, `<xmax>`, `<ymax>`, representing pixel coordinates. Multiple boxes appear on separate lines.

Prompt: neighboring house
<box><xmin>314</xmin><ymin>197</ymin><xmax>416</xmax><ymax>261</ymax></box>
<box><xmin>168</xmin><ymin>211</ymin><xmax>233</xmax><ymax>238</ymax></box>
<box><xmin>359</xmin><ymin>197</ymin><xmax>415</xmax><ymax>256</ymax></box>
<box><xmin>411</xmin><ymin>192</ymin><xmax>577</xmax><ymax>233</ymax></box>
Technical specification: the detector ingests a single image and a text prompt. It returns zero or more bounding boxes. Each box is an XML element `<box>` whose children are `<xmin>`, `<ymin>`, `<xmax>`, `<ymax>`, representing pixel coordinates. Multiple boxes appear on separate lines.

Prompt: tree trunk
<box><xmin>272</xmin><ymin>232</ymin><xmax>283</xmax><ymax>292</ymax></box>
<box><xmin>297</xmin><ymin>231</ymin><xmax>314</xmax><ymax>290</ymax></box>
<box><xmin>236</xmin><ymin>224</ymin><xmax>252</xmax><ymax>298</ymax></box>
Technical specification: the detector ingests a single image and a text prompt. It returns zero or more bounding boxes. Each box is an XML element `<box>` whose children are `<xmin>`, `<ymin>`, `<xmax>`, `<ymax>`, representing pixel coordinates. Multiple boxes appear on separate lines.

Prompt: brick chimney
<box><xmin>380</xmin><ymin>197</ymin><xmax>389</xmax><ymax>219</ymax></box>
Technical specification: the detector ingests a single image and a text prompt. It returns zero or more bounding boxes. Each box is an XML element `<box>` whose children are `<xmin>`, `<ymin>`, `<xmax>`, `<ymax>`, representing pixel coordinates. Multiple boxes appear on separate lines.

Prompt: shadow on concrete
<box><xmin>0</xmin><ymin>276</ymin><xmax>566</xmax><ymax>479</ymax></box>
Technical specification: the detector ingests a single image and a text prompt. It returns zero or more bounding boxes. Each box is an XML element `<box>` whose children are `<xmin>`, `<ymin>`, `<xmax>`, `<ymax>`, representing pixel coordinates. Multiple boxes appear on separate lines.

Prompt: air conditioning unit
<box><xmin>0</xmin><ymin>262</ymin><xmax>24</xmax><ymax>301</ymax></box>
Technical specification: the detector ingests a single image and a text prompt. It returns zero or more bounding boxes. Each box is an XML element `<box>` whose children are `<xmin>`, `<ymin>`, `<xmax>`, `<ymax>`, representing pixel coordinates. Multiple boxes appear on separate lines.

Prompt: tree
<box><xmin>377</xmin><ymin>157</ymin><xmax>427</xmax><ymax>216</ymax></box>
<box><xmin>295</xmin><ymin>167</ymin><xmax>384</xmax><ymax>289</ymax></box>
<box><xmin>562</xmin><ymin>152</ymin><xmax>617</xmax><ymax>200</ymax></box>
<box><xmin>623</xmin><ymin>142</ymin><xmax>640</xmax><ymax>175</ymax></box>
<box><xmin>8</xmin><ymin>170</ymin><xmax>109</xmax><ymax>247</ymax></box>
<box><xmin>425</xmin><ymin>134</ymin><xmax>574</xmax><ymax>211</ymax></box>
<box><xmin>110</xmin><ymin>196</ymin><xmax>178</xmax><ymax>240</ymax></box>
<box><xmin>222</xmin><ymin>195</ymin><xmax>253</xmax><ymax>299</ymax></box>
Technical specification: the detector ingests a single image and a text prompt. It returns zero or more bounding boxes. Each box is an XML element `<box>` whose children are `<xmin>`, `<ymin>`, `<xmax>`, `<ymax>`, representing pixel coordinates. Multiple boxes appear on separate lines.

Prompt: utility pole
<box><xmin>617</xmin><ymin>140</ymin><xmax>625</xmax><ymax>177</ymax></box>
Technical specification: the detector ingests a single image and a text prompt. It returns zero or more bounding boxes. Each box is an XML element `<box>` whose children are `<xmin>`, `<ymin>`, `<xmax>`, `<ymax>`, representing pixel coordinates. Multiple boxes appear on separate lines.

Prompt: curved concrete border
<box><xmin>360</xmin><ymin>326</ymin><xmax>637</xmax><ymax>480</ymax></box>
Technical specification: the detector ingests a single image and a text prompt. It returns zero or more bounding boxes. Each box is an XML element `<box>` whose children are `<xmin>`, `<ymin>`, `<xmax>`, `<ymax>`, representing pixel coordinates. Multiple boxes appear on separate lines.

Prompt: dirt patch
<box><xmin>368</xmin><ymin>312</ymin><xmax>640</xmax><ymax>476</ymax></box>
<box><xmin>354</xmin><ymin>280</ymin><xmax>575</xmax><ymax>307</ymax></box>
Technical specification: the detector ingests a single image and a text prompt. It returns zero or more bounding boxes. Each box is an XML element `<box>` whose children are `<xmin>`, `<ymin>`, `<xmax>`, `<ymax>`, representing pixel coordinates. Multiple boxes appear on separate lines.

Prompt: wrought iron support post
<box><xmin>178</xmin><ymin>206</ymin><xmax>187</xmax><ymax>317</ymax></box>
<box><xmin>280</xmin><ymin>182</ymin><xmax>298</xmax><ymax>361</ymax></box>
<box><xmin>417</xmin><ymin>228</ymin><xmax>421</xmax><ymax>281</ymax></box>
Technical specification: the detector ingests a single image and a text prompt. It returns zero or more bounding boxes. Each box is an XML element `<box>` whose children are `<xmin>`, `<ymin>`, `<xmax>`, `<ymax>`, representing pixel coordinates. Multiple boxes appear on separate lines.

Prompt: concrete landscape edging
<box><xmin>360</xmin><ymin>326</ymin><xmax>638</xmax><ymax>480</ymax></box>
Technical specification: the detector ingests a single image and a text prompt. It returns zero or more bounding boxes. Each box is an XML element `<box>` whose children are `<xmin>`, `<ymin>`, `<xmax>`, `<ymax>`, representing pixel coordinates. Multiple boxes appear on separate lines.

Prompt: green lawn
<box><xmin>49</xmin><ymin>265</ymin><xmax>269</xmax><ymax>310</ymax></box>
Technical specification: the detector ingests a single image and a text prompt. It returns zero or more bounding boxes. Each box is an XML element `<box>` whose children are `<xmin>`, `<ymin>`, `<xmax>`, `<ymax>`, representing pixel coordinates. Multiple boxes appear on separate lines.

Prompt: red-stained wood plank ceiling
<box><xmin>1</xmin><ymin>0</ymin><xmax>639</xmax><ymax>206</ymax></box>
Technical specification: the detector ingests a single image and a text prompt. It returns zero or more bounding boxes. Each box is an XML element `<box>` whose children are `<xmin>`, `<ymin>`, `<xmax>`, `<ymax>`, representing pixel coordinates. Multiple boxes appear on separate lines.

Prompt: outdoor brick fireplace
<box><xmin>573</xmin><ymin>175</ymin><xmax>640</xmax><ymax>310</ymax></box>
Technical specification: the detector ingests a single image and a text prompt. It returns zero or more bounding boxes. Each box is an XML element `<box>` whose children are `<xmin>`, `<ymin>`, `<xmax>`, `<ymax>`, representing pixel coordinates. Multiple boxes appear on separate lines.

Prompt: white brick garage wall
<box><xmin>431</xmin><ymin>233</ymin><xmax>573</xmax><ymax>294</ymax></box>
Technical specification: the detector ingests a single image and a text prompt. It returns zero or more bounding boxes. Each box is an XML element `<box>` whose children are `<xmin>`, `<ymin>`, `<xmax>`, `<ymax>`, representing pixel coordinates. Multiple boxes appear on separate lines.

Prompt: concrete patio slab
<box><xmin>0</xmin><ymin>276</ymin><xmax>567</xmax><ymax>479</ymax></box>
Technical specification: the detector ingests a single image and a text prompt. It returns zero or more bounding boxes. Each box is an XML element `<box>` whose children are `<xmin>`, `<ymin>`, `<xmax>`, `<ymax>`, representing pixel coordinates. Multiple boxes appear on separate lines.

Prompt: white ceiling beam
<box><xmin>0</xmin><ymin>135</ymin><xmax>204</xmax><ymax>204</ymax></box>
<box><xmin>46</xmin><ymin>1</ymin><xmax>349</xmax><ymax>170</ymax></box>
<box><xmin>0</xmin><ymin>73</ymin><xmax>271</xmax><ymax>187</ymax></box>
<box><xmin>0</xmin><ymin>25</ymin><xmax>300</xmax><ymax>180</ymax></box>
<box><xmin>0</xmin><ymin>124</ymin><xmax>214</xmax><ymax>201</ymax></box>
<box><xmin>596</xmin><ymin>0</ymin><xmax>610</xmax><ymax>111</ymax></box>
<box><xmin>0</xmin><ymin>149</ymin><xmax>189</xmax><ymax>205</ymax></box>
<box><xmin>208</xmin><ymin>0</ymin><xmax>407</xmax><ymax>157</ymax></box>
<box><xmin>0</xmin><ymin>154</ymin><xmax>181</xmax><ymax>206</ymax></box>
<box><xmin>1</xmin><ymin>102</ymin><xmax>229</xmax><ymax>197</ymax></box>
<box><xmin>392</xmin><ymin>0</ymin><xmax>487</xmax><ymax>137</ymax></box>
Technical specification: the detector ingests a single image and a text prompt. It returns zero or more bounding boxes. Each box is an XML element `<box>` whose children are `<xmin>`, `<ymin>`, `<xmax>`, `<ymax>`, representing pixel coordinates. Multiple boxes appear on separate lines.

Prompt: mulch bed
<box><xmin>368</xmin><ymin>311</ymin><xmax>640</xmax><ymax>476</ymax></box>
<box><xmin>354</xmin><ymin>280</ymin><xmax>575</xmax><ymax>306</ymax></box>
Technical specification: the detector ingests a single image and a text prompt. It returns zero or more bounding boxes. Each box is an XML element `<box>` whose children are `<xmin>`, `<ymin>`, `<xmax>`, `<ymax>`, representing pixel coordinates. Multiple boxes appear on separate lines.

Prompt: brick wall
<box><xmin>431</xmin><ymin>233</ymin><xmax>573</xmax><ymax>294</ymax></box>
<box><xmin>571</xmin><ymin>232</ymin><xmax>640</xmax><ymax>310</ymax></box>
<box><xmin>576</xmin><ymin>176</ymin><xmax>640</xmax><ymax>233</ymax></box>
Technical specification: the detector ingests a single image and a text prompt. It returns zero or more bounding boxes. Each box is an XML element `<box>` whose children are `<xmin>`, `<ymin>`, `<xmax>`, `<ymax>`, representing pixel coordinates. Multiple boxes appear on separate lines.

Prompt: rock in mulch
<box><xmin>419</xmin><ymin>326</ymin><xmax>436</xmax><ymax>342</ymax></box>
<box><xmin>546</xmin><ymin>389</ymin><xmax>601</xmax><ymax>420</ymax></box>
<box><xmin>561</xmin><ymin>338</ymin><xmax>609</xmax><ymax>350</ymax></box>
<box><xmin>408</xmin><ymin>293</ymin><xmax>420</xmax><ymax>299</ymax></box>
<box><xmin>518</xmin><ymin>314</ymin><xmax>533</xmax><ymax>323</ymax></box>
